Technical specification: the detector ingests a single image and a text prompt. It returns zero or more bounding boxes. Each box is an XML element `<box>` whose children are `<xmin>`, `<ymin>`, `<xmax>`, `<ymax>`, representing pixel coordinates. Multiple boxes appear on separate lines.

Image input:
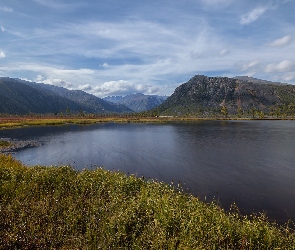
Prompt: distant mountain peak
<box><xmin>103</xmin><ymin>93</ymin><xmax>168</xmax><ymax>112</ymax></box>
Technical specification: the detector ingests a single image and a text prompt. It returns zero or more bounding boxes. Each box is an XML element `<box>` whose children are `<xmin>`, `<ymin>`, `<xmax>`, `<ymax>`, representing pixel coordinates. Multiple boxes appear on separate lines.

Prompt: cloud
<box><xmin>235</xmin><ymin>60</ymin><xmax>261</xmax><ymax>78</ymax></box>
<box><xmin>86</xmin><ymin>80</ymin><xmax>160</xmax><ymax>97</ymax></box>
<box><xmin>240</xmin><ymin>60</ymin><xmax>260</xmax><ymax>71</ymax></box>
<box><xmin>200</xmin><ymin>0</ymin><xmax>233</xmax><ymax>7</ymax></box>
<box><xmin>265</xmin><ymin>60</ymin><xmax>295</xmax><ymax>73</ymax></box>
<box><xmin>100</xmin><ymin>63</ymin><xmax>109</xmax><ymax>68</ymax></box>
<box><xmin>268</xmin><ymin>35</ymin><xmax>292</xmax><ymax>47</ymax></box>
<box><xmin>240</xmin><ymin>6</ymin><xmax>269</xmax><ymax>25</ymax></box>
<box><xmin>33</xmin><ymin>0</ymin><xmax>84</xmax><ymax>10</ymax></box>
<box><xmin>0</xmin><ymin>26</ymin><xmax>5</xmax><ymax>32</ymax></box>
<box><xmin>20</xmin><ymin>78</ymin><xmax>33</xmax><ymax>82</ymax></box>
<box><xmin>0</xmin><ymin>51</ymin><xmax>5</xmax><ymax>58</ymax></box>
<box><xmin>1</xmin><ymin>0</ymin><xmax>295</xmax><ymax>94</ymax></box>
<box><xmin>219</xmin><ymin>49</ymin><xmax>230</xmax><ymax>57</ymax></box>
<box><xmin>35</xmin><ymin>75</ymin><xmax>74</xmax><ymax>88</ymax></box>
<box><xmin>282</xmin><ymin>73</ymin><xmax>295</xmax><ymax>82</ymax></box>
<box><xmin>0</xmin><ymin>6</ymin><xmax>13</xmax><ymax>12</ymax></box>
<box><xmin>78</xmin><ymin>84</ymin><xmax>92</xmax><ymax>91</ymax></box>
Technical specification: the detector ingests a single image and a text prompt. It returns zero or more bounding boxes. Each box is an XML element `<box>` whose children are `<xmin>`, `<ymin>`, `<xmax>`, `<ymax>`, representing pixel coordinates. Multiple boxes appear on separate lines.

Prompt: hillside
<box><xmin>154</xmin><ymin>75</ymin><xmax>295</xmax><ymax>117</ymax></box>
<box><xmin>0</xmin><ymin>78</ymin><xmax>132</xmax><ymax>115</ymax></box>
<box><xmin>103</xmin><ymin>93</ymin><xmax>168</xmax><ymax>112</ymax></box>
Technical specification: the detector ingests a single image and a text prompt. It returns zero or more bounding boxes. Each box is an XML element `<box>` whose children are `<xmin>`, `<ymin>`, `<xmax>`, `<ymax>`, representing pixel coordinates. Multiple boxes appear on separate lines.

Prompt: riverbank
<box><xmin>0</xmin><ymin>154</ymin><xmax>294</xmax><ymax>249</ymax></box>
<box><xmin>1</xmin><ymin>115</ymin><xmax>294</xmax><ymax>130</ymax></box>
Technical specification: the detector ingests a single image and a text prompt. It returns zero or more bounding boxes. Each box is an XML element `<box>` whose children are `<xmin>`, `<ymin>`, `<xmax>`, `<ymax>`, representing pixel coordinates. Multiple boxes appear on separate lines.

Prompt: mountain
<box><xmin>103</xmin><ymin>93</ymin><xmax>168</xmax><ymax>112</ymax></box>
<box><xmin>233</xmin><ymin>76</ymin><xmax>283</xmax><ymax>85</ymax></box>
<box><xmin>0</xmin><ymin>77</ymin><xmax>132</xmax><ymax>115</ymax></box>
<box><xmin>154</xmin><ymin>75</ymin><xmax>295</xmax><ymax>116</ymax></box>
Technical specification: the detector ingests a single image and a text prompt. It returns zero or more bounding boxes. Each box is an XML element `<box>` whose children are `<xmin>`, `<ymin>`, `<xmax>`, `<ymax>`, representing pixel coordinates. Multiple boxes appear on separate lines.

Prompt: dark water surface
<box><xmin>1</xmin><ymin>120</ymin><xmax>295</xmax><ymax>225</ymax></box>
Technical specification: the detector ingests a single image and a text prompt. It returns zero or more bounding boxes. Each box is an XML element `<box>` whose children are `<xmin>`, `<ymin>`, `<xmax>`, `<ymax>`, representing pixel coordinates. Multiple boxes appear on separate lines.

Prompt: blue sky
<box><xmin>0</xmin><ymin>0</ymin><xmax>294</xmax><ymax>97</ymax></box>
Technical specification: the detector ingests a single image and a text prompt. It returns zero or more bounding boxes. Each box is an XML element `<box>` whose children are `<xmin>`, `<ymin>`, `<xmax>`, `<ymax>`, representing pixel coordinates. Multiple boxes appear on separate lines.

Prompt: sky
<box><xmin>0</xmin><ymin>0</ymin><xmax>295</xmax><ymax>97</ymax></box>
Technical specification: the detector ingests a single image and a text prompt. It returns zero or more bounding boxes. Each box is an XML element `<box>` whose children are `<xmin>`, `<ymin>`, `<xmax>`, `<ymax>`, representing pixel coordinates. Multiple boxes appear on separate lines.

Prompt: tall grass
<box><xmin>0</xmin><ymin>140</ymin><xmax>11</xmax><ymax>148</ymax></box>
<box><xmin>0</xmin><ymin>154</ymin><xmax>294</xmax><ymax>249</ymax></box>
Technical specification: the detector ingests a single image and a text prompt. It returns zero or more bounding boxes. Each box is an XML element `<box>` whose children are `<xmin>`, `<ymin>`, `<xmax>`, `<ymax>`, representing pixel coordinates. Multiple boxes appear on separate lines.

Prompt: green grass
<box><xmin>0</xmin><ymin>140</ymin><xmax>11</xmax><ymax>148</ymax></box>
<box><xmin>1</xmin><ymin>116</ymin><xmax>295</xmax><ymax>130</ymax></box>
<box><xmin>0</xmin><ymin>154</ymin><xmax>294</xmax><ymax>249</ymax></box>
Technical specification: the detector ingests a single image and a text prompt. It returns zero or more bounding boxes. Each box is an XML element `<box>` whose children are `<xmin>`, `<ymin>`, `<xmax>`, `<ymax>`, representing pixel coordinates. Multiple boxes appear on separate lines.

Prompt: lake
<box><xmin>1</xmin><ymin>120</ymin><xmax>295</xmax><ymax>225</ymax></box>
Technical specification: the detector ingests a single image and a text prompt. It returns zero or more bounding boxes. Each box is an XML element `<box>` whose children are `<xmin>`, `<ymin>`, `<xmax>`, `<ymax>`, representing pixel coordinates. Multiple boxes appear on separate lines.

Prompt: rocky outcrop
<box><xmin>154</xmin><ymin>75</ymin><xmax>295</xmax><ymax>116</ymax></box>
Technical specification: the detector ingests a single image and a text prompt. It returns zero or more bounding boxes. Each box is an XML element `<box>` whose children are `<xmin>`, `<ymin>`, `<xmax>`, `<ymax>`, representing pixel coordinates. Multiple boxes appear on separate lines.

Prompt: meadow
<box><xmin>0</xmin><ymin>154</ymin><xmax>294</xmax><ymax>249</ymax></box>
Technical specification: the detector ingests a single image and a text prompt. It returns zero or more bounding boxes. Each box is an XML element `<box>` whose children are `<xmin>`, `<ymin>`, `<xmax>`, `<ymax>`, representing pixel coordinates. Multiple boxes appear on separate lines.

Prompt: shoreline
<box><xmin>0</xmin><ymin>116</ymin><xmax>294</xmax><ymax>130</ymax></box>
<box><xmin>0</xmin><ymin>137</ymin><xmax>41</xmax><ymax>154</ymax></box>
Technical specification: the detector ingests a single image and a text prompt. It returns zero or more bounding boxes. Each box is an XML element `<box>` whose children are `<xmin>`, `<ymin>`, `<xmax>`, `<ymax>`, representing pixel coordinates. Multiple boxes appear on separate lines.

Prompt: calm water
<box><xmin>1</xmin><ymin>120</ymin><xmax>295</xmax><ymax>225</ymax></box>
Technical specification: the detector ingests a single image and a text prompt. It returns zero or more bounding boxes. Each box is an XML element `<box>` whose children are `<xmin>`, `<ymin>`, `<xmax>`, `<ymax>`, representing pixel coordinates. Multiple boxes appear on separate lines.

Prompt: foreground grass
<box><xmin>0</xmin><ymin>154</ymin><xmax>294</xmax><ymax>249</ymax></box>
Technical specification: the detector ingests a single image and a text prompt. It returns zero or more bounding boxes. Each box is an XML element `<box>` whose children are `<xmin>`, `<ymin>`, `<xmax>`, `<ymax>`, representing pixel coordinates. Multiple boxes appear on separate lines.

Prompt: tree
<box><xmin>250</xmin><ymin>107</ymin><xmax>256</xmax><ymax>119</ymax></box>
<box><xmin>258</xmin><ymin>111</ymin><xmax>265</xmax><ymax>119</ymax></box>
<box><xmin>66</xmin><ymin>107</ymin><xmax>71</xmax><ymax>116</ymax></box>
<box><xmin>221</xmin><ymin>106</ymin><xmax>228</xmax><ymax>118</ymax></box>
<box><xmin>237</xmin><ymin>107</ymin><xmax>243</xmax><ymax>118</ymax></box>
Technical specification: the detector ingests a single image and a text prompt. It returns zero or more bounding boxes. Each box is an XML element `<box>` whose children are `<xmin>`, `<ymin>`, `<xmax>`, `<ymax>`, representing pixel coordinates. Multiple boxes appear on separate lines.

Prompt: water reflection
<box><xmin>2</xmin><ymin>120</ymin><xmax>295</xmax><ymax>225</ymax></box>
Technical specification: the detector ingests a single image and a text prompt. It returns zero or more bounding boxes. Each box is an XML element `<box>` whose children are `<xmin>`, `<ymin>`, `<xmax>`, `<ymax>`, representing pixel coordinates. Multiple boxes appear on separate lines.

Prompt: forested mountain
<box><xmin>0</xmin><ymin>78</ymin><xmax>132</xmax><ymax>115</ymax></box>
<box><xmin>103</xmin><ymin>93</ymin><xmax>168</xmax><ymax>112</ymax></box>
<box><xmin>154</xmin><ymin>75</ymin><xmax>295</xmax><ymax>117</ymax></box>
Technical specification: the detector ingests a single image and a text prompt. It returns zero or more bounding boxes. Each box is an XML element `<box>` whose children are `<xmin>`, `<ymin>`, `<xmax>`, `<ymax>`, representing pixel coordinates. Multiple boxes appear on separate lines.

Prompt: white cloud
<box><xmin>0</xmin><ymin>6</ymin><xmax>13</xmax><ymax>12</ymax></box>
<box><xmin>33</xmin><ymin>0</ymin><xmax>79</xmax><ymax>10</ymax></box>
<box><xmin>100</xmin><ymin>63</ymin><xmax>109</xmax><ymax>68</ymax></box>
<box><xmin>0</xmin><ymin>51</ymin><xmax>5</xmax><ymax>58</ymax></box>
<box><xmin>20</xmin><ymin>78</ymin><xmax>33</xmax><ymax>82</ymax></box>
<box><xmin>269</xmin><ymin>35</ymin><xmax>292</xmax><ymax>47</ymax></box>
<box><xmin>240</xmin><ymin>60</ymin><xmax>260</xmax><ymax>71</ymax></box>
<box><xmin>35</xmin><ymin>75</ymin><xmax>45</xmax><ymax>82</ymax></box>
<box><xmin>0</xmin><ymin>26</ymin><xmax>5</xmax><ymax>32</ymax></box>
<box><xmin>240</xmin><ymin>6</ymin><xmax>269</xmax><ymax>25</ymax></box>
<box><xmin>219</xmin><ymin>49</ymin><xmax>230</xmax><ymax>57</ymax></box>
<box><xmin>78</xmin><ymin>84</ymin><xmax>92</xmax><ymax>91</ymax></box>
<box><xmin>265</xmin><ymin>60</ymin><xmax>295</xmax><ymax>73</ymax></box>
<box><xmin>89</xmin><ymin>80</ymin><xmax>160</xmax><ymax>97</ymax></box>
<box><xmin>282</xmin><ymin>73</ymin><xmax>295</xmax><ymax>82</ymax></box>
<box><xmin>200</xmin><ymin>0</ymin><xmax>232</xmax><ymax>7</ymax></box>
<box><xmin>34</xmin><ymin>74</ymin><xmax>74</xmax><ymax>88</ymax></box>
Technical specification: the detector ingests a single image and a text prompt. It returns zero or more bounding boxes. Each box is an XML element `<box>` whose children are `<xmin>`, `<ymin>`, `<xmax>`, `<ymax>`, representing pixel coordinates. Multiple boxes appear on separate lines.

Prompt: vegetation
<box><xmin>1</xmin><ymin>114</ymin><xmax>295</xmax><ymax>130</ymax></box>
<box><xmin>1</xmin><ymin>154</ymin><xmax>294</xmax><ymax>249</ymax></box>
<box><xmin>152</xmin><ymin>75</ymin><xmax>295</xmax><ymax>118</ymax></box>
<box><xmin>0</xmin><ymin>140</ymin><xmax>11</xmax><ymax>148</ymax></box>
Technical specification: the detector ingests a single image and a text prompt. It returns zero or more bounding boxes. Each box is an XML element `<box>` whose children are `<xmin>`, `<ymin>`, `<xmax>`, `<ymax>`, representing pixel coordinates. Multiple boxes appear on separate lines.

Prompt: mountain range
<box><xmin>103</xmin><ymin>93</ymin><xmax>168</xmax><ymax>112</ymax></box>
<box><xmin>1</xmin><ymin>75</ymin><xmax>295</xmax><ymax>117</ymax></box>
<box><xmin>154</xmin><ymin>75</ymin><xmax>295</xmax><ymax>117</ymax></box>
<box><xmin>0</xmin><ymin>78</ymin><xmax>132</xmax><ymax>115</ymax></box>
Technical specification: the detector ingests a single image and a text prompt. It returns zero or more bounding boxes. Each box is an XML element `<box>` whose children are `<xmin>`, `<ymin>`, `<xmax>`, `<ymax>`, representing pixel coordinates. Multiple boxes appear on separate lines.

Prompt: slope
<box><xmin>154</xmin><ymin>75</ymin><xmax>295</xmax><ymax>116</ymax></box>
<box><xmin>0</xmin><ymin>78</ymin><xmax>132</xmax><ymax>115</ymax></box>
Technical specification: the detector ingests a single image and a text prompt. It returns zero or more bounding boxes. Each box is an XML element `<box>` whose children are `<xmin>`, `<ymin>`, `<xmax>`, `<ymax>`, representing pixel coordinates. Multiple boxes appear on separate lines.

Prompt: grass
<box><xmin>0</xmin><ymin>154</ymin><xmax>294</xmax><ymax>249</ymax></box>
<box><xmin>0</xmin><ymin>140</ymin><xmax>11</xmax><ymax>148</ymax></box>
<box><xmin>1</xmin><ymin>115</ymin><xmax>294</xmax><ymax>130</ymax></box>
